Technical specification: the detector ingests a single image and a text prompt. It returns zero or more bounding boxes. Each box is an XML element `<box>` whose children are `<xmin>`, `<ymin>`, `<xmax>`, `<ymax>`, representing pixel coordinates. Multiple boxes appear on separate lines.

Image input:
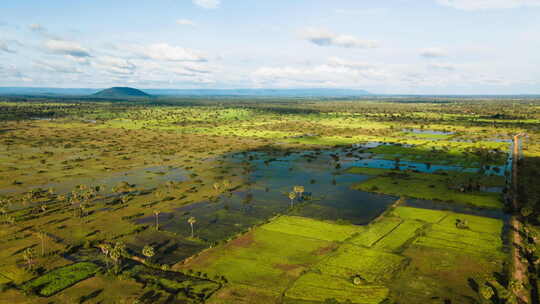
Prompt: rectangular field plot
<box><xmin>313</xmin><ymin>244</ymin><xmax>407</xmax><ymax>283</ymax></box>
<box><xmin>175</xmin><ymin>219</ymin><xmax>334</xmax><ymax>292</ymax></box>
<box><xmin>348</xmin><ymin>217</ymin><xmax>402</xmax><ymax>247</ymax></box>
<box><xmin>261</xmin><ymin>216</ymin><xmax>363</xmax><ymax>242</ymax></box>
<box><xmin>438</xmin><ymin>212</ymin><xmax>504</xmax><ymax>234</ymax></box>
<box><xmin>373</xmin><ymin>220</ymin><xmax>425</xmax><ymax>252</ymax></box>
<box><xmin>392</xmin><ymin>206</ymin><xmax>447</xmax><ymax>223</ymax></box>
<box><xmin>413</xmin><ymin>213</ymin><xmax>505</xmax><ymax>258</ymax></box>
<box><xmin>414</xmin><ymin>225</ymin><xmax>504</xmax><ymax>257</ymax></box>
<box><xmin>285</xmin><ymin>273</ymin><xmax>389</xmax><ymax>304</ymax></box>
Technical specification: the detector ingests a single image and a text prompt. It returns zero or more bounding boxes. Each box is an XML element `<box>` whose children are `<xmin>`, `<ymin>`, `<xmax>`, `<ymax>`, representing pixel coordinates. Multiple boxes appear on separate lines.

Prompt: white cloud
<box><xmin>94</xmin><ymin>56</ymin><xmax>136</xmax><ymax>75</ymax></box>
<box><xmin>252</xmin><ymin>57</ymin><xmax>390</xmax><ymax>88</ymax></box>
<box><xmin>176</xmin><ymin>19</ymin><xmax>196</xmax><ymax>26</ymax></box>
<box><xmin>136</xmin><ymin>43</ymin><xmax>206</xmax><ymax>62</ymax></box>
<box><xmin>436</xmin><ymin>0</ymin><xmax>540</xmax><ymax>10</ymax></box>
<box><xmin>44</xmin><ymin>39</ymin><xmax>91</xmax><ymax>57</ymax></box>
<box><xmin>301</xmin><ymin>28</ymin><xmax>377</xmax><ymax>49</ymax></box>
<box><xmin>420</xmin><ymin>47</ymin><xmax>448</xmax><ymax>58</ymax></box>
<box><xmin>193</xmin><ymin>0</ymin><xmax>220</xmax><ymax>9</ymax></box>
<box><xmin>34</xmin><ymin>60</ymin><xmax>83</xmax><ymax>74</ymax></box>
<box><xmin>327</xmin><ymin>57</ymin><xmax>374</xmax><ymax>70</ymax></box>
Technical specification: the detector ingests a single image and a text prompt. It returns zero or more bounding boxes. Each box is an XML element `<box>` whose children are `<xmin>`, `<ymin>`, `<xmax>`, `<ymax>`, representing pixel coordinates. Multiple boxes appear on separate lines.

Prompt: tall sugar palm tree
<box><xmin>188</xmin><ymin>216</ymin><xmax>197</xmax><ymax>238</ymax></box>
<box><xmin>154</xmin><ymin>210</ymin><xmax>161</xmax><ymax>230</ymax></box>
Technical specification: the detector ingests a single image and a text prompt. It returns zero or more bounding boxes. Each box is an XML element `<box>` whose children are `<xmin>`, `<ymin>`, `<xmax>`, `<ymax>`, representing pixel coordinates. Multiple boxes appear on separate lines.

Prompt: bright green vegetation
<box><xmin>178</xmin><ymin>209</ymin><xmax>507</xmax><ymax>303</ymax></box>
<box><xmin>312</xmin><ymin>244</ymin><xmax>406</xmax><ymax>282</ymax></box>
<box><xmin>372</xmin><ymin>220</ymin><xmax>424</xmax><ymax>251</ymax></box>
<box><xmin>348</xmin><ymin>217</ymin><xmax>402</xmax><ymax>247</ymax></box>
<box><xmin>21</xmin><ymin>262</ymin><xmax>100</xmax><ymax>296</ymax></box>
<box><xmin>367</xmin><ymin>139</ymin><xmax>508</xmax><ymax>166</ymax></box>
<box><xmin>175</xmin><ymin>218</ymin><xmax>342</xmax><ymax>292</ymax></box>
<box><xmin>261</xmin><ymin>216</ymin><xmax>363</xmax><ymax>242</ymax></box>
<box><xmin>352</xmin><ymin>169</ymin><xmax>504</xmax><ymax>208</ymax></box>
<box><xmin>285</xmin><ymin>273</ymin><xmax>389</xmax><ymax>304</ymax></box>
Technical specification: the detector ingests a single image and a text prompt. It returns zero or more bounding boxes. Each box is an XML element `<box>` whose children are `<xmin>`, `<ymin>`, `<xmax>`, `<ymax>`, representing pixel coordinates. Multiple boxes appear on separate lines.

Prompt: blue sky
<box><xmin>0</xmin><ymin>0</ymin><xmax>539</xmax><ymax>94</ymax></box>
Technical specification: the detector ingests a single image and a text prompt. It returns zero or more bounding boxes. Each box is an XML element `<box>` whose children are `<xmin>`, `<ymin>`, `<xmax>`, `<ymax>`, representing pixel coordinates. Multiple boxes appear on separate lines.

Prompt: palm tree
<box><xmin>99</xmin><ymin>243</ymin><xmax>112</xmax><ymax>268</ymax></box>
<box><xmin>109</xmin><ymin>241</ymin><xmax>126</xmax><ymax>274</ymax></box>
<box><xmin>154</xmin><ymin>210</ymin><xmax>160</xmax><ymax>230</ymax></box>
<box><xmin>142</xmin><ymin>245</ymin><xmax>155</xmax><ymax>263</ymax></box>
<box><xmin>188</xmin><ymin>216</ymin><xmax>197</xmax><ymax>238</ymax></box>
<box><xmin>288</xmin><ymin>192</ymin><xmax>296</xmax><ymax>207</ymax></box>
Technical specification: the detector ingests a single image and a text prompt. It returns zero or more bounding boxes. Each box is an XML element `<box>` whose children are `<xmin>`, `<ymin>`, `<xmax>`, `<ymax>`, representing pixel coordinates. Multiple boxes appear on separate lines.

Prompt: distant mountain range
<box><xmin>0</xmin><ymin>87</ymin><xmax>372</xmax><ymax>98</ymax></box>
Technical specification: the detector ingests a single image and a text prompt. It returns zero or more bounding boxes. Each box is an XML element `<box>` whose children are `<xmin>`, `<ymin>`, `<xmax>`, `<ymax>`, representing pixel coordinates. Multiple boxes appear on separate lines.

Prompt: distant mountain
<box><xmin>92</xmin><ymin>87</ymin><xmax>151</xmax><ymax>98</ymax></box>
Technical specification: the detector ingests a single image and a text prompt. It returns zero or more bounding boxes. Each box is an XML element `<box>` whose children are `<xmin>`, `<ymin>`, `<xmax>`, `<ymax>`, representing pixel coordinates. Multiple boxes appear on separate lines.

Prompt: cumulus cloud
<box><xmin>136</xmin><ymin>43</ymin><xmax>206</xmax><ymax>62</ymax></box>
<box><xmin>252</xmin><ymin>57</ymin><xmax>390</xmax><ymax>88</ymax></box>
<box><xmin>436</xmin><ymin>0</ymin><xmax>540</xmax><ymax>10</ymax></box>
<box><xmin>34</xmin><ymin>60</ymin><xmax>83</xmax><ymax>74</ymax></box>
<box><xmin>301</xmin><ymin>28</ymin><xmax>377</xmax><ymax>49</ymax></box>
<box><xmin>94</xmin><ymin>56</ymin><xmax>136</xmax><ymax>75</ymax></box>
<box><xmin>193</xmin><ymin>0</ymin><xmax>220</xmax><ymax>9</ymax></box>
<box><xmin>44</xmin><ymin>39</ymin><xmax>91</xmax><ymax>57</ymax></box>
<box><xmin>420</xmin><ymin>47</ymin><xmax>448</xmax><ymax>58</ymax></box>
<box><xmin>177</xmin><ymin>19</ymin><xmax>196</xmax><ymax>26</ymax></box>
<box><xmin>327</xmin><ymin>57</ymin><xmax>373</xmax><ymax>70</ymax></box>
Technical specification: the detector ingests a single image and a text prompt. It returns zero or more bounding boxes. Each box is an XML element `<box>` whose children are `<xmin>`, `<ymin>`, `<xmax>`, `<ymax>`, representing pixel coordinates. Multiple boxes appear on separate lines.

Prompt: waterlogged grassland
<box><xmin>352</xmin><ymin>168</ymin><xmax>504</xmax><ymax>208</ymax></box>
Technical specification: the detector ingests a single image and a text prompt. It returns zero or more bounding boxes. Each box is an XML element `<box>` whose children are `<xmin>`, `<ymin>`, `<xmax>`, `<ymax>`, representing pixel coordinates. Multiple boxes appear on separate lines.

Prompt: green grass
<box><xmin>345</xmin><ymin>167</ymin><xmax>390</xmax><ymax>176</ymax></box>
<box><xmin>348</xmin><ymin>217</ymin><xmax>402</xmax><ymax>247</ymax></box>
<box><xmin>391</xmin><ymin>206</ymin><xmax>447</xmax><ymax>223</ymax></box>
<box><xmin>313</xmin><ymin>244</ymin><xmax>407</xmax><ymax>282</ymax></box>
<box><xmin>21</xmin><ymin>262</ymin><xmax>100</xmax><ymax>296</ymax></box>
<box><xmin>285</xmin><ymin>273</ymin><xmax>389</xmax><ymax>304</ymax></box>
<box><xmin>373</xmin><ymin>220</ymin><xmax>425</xmax><ymax>252</ymax></box>
<box><xmin>413</xmin><ymin>215</ymin><xmax>504</xmax><ymax>258</ymax></box>
<box><xmin>353</xmin><ymin>170</ymin><xmax>503</xmax><ymax>209</ymax></box>
<box><xmin>176</xmin><ymin>221</ymin><xmax>334</xmax><ymax>292</ymax></box>
<box><xmin>261</xmin><ymin>216</ymin><xmax>363</xmax><ymax>242</ymax></box>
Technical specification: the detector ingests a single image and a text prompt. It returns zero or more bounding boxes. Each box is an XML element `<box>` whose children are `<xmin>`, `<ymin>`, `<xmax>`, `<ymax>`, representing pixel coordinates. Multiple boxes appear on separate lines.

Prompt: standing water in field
<box><xmin>137</xmin><ymin>149</ymin><xmax>399</xmax><ymax>243</ymax></box>
<box><xmin>137</xmin><ymin>144</ymin><xmax>508</xmax><ymax>244</ymax></box>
